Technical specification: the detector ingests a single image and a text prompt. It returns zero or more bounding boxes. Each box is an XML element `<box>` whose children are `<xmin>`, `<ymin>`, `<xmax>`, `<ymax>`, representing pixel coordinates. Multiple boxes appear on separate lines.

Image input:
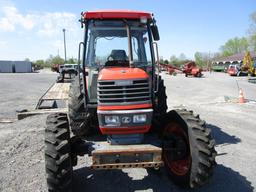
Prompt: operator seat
<box><xmin>109</xmin><ymin>50</ymin><xmax>128</xmax><ymax>61</ymax></box>
<box><xmin>105</xmin><ymin>50</ymin><xmax>129</xmax><ymax>67</ymax></box>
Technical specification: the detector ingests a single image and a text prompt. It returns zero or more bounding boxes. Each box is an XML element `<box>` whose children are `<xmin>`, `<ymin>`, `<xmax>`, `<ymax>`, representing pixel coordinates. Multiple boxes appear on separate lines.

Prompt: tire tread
<box><xmin>45</xmin><ymin>113</ymin><xmax>73</xmax><ymax>192</ymax></box>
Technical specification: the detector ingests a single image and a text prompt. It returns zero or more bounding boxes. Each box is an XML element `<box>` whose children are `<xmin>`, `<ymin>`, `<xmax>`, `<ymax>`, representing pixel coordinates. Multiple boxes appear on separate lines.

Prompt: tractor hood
<box><xmin>98</xmin><ymin>67</ymin><xmax>149</xmax><ymax>80</ymax></box>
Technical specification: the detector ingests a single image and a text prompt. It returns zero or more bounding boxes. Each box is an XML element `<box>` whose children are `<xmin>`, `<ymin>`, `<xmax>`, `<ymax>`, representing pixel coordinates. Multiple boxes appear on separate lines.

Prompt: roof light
<box><xmin>140</xmin><ymin>16</ymin><xmax>147</xmax><ymax>24</ymax></box>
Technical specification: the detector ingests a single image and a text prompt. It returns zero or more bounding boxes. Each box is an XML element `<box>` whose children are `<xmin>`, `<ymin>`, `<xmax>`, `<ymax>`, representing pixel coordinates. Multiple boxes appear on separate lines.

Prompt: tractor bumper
<box><xmin>90</xmin><ymin>141</ymin><xmax>163</xmax><ymax>169</ymax></box>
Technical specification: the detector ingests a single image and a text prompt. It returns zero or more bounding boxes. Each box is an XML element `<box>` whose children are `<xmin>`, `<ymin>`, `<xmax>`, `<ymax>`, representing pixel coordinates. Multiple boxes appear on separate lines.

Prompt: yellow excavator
<box><xmin>243</xmin><ymin>52</ymin><xmax>256</xmax><ymax>76</ymax></box>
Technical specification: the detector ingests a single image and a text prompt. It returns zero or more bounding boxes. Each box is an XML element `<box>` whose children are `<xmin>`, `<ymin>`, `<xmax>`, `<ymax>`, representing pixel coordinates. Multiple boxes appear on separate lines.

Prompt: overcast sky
<box><xmin>0</xmin><ymin>0</ymin><xmax>255</xmax><ymax>61</ymax></box>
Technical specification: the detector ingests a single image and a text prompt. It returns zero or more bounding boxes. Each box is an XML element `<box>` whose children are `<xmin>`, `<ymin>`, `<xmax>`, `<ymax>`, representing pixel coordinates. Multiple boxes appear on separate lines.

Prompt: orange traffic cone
<box><xmin>239</xmin><ymin>89</ymin><xmax>246</xmax><ymax>103</ymax></box>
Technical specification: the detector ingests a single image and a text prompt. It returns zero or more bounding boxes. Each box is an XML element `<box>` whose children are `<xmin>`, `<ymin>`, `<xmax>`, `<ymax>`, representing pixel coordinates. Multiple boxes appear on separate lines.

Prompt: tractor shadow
<box><xmin>206</xmin><ymin>124</ymin><xmax>241</xmax><ymax>145</ymax></box>
<box><xmin>73</xmin><ymin>164</ymin><xmax>253</xmax><ymax>192</ymax></box>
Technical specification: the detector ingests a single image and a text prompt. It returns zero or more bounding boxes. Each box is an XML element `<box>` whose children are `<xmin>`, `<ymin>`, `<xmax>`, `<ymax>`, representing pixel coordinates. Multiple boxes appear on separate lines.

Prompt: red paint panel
<box><xmin>100</xmin><ymin>125</ymin><xmax>151</xmax><ymax>135</ymax></box>
<box><xmin>98</xmin><ymin>67</ymin><xmax>149</xmax><ymax>80</ymax></box>
<box><xmin>84</xmin><ymin>10</ymin><xmax>152</xmax><ymax>20</ymax></box>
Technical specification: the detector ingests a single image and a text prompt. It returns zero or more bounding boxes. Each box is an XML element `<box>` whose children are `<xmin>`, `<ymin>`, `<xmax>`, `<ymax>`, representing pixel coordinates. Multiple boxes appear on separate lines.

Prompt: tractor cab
<box><xmin>79</xmin><ymin>10</ymin><xmax>160</xmax><ymax>104</ymax></box>
<box><xmin>77</xmin><ymin>11</ymin><xmax>161</xmax><ymax>143</ymax></box>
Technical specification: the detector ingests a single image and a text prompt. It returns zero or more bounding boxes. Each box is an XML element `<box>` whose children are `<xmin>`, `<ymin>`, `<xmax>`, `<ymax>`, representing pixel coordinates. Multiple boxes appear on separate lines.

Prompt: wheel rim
<box><xmin>163</xmin><ymin>122</ymin><xmax>191</xmax><ymax>176</ymax></box>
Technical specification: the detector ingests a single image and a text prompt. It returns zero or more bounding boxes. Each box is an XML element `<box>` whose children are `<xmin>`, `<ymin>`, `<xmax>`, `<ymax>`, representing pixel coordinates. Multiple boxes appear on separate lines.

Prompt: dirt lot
<box><xmin>0</xmin><ymin>71</ymin><xmax>255</xmax><ymax>192</ymax></box>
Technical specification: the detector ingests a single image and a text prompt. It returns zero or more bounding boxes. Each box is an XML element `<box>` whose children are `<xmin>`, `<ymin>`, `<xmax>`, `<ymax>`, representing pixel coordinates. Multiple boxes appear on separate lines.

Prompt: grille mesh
<box><xmin>98</xmin><ymin>79</ymin><xmax>151</xmax><ymax>104</ymax></box>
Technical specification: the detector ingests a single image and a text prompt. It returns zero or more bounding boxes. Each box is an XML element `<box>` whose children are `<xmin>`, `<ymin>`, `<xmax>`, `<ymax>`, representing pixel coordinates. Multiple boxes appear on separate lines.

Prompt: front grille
<box><xmin>98</xmin><ymin>79</ymin><xmax>151</xmax><ymax>104</ymax></box>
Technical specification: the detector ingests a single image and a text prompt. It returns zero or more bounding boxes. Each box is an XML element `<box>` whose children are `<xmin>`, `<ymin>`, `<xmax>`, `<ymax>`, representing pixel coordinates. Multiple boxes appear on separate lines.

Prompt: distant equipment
<box><xmin>212</xmin><ymin>64</ymin><xmax>228</xmax><ymax>72</ymax></box>
<box><xmin>56</xmin><ymin>63</ymin><xmax>79</xmax><ymax>83</ymax></box>
<box><xmin>160</xmin><ymin>63</ymin><xmax>181</xmax><ymax>75</ymax></box>
<box><xmin>182</xmin><ymin>61</ymin><xmax>203</xmax><ymax>77</ymax></box>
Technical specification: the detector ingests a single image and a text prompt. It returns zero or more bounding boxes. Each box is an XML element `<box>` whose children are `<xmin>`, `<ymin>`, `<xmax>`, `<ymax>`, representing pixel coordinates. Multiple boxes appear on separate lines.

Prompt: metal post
<box><xmin>63</xmin><ymin>29</ymin><xmax>67</xmax><ymax>62</ymax></box>
<box><xmin>126</xmin><ymin>24</ymin><xmax>133</xmax><ymax>67</ymax></box>
<box><xmin>207</xmin><ymin>51</ymin><xmax>211</xmax><ymax>71</ymax></box>
<box><xmin>153</xmin><ymin>42</ymin><xmax>160</xmax><ymax>93</ymax></box>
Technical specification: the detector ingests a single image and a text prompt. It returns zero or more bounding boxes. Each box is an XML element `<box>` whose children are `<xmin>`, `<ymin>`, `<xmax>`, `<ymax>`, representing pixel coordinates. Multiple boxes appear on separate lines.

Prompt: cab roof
<box><xmin>83</xmin><ymin>10</ymin><xmax>152</xmax><ymax>20</ymax></box>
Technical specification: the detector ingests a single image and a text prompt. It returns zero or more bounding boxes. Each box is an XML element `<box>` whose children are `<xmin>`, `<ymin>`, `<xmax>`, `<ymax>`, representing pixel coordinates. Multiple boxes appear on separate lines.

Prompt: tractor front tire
<box><xmin>68</xmin><ymin>77</ymin><xmax>91</xmax><ymax>137</ymax></box>
<box><xmin>152</xmin><ymin>76</ymin><xmax>168</xmax><ymax>132</ymax></box>
<box><xmin>154</xmin><ymin>76</ymin><xmax>168</xmax><ymax>116</ymax></box>
<box><xmin>45</xmin><ymin>113</ymin><xmax>73</xmax><ymax>192</ymax></box>
<box><xmin>162</xmin><ymin>109</ymin><xmax>216</xmax><ymax>188</ymax></box>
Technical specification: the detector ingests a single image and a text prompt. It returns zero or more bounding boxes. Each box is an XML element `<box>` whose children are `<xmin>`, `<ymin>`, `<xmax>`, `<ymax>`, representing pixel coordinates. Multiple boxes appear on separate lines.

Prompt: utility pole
<box><xmin>208</xmin><ymin>51</ymin><xmax>211</xmax><ymax>72</ymax></box>
<box><xmin>63</xmin><ymin>28</ymin><xmax>67</xmax><ymax>63</ymax></box>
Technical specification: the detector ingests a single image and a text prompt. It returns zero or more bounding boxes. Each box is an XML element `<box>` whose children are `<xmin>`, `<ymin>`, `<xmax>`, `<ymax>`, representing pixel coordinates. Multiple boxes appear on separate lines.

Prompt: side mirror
<box><xmin>151</xmin><ymin>25</ymin><xmax>160</xmax><ymax>41</ymax></box>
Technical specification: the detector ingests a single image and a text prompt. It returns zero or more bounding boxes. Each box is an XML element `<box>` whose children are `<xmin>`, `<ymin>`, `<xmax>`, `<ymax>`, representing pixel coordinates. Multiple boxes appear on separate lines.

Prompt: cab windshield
<box><xmin>85</xmin><ymin>20</ymin><xmax>152</xmax><ymax>68</ymax></box>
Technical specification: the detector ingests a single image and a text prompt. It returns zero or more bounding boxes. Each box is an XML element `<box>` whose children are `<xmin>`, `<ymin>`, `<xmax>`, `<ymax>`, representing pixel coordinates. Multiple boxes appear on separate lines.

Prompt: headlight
<box><xmin>105</xmin><ymin>116</ymin><xmax>120</xmax><ymax>126</ymax></box>
<box><xmin>133</xmin><ymin>114</ymin><xmax>147</xmax><ymax>123</ymax></box>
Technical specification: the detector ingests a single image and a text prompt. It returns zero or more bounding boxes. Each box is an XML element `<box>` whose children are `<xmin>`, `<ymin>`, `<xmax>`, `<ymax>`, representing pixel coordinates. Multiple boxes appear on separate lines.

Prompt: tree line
<box><xmin>221</xmin><ymin>12</ymin><xmax>256</xmax><ymax>56</ymax></box>
<box><xmin>29</xmin><ymin>55</ymin><xmax>77</xmax><ymax>69</ymax></box>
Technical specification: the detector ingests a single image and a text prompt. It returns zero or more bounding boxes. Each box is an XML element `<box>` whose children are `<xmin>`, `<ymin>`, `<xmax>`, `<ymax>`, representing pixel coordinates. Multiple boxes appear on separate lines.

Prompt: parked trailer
<box><xmin>14</xmin><ymin>61</ymin><xmax>32</xmax><ymax>73</ymax></box>
<box><xmin>17</xmin><ymin>82</ymin><xmax>70</xmax><ymax>120</ymax></box>
<box><xmin>0</xmin><ymin>61</ymin><xmax>13</xmax><ymax>73</ymax></box>
<box><xmin>0</xmin><ymin>60</ymin><xmax>32</xmax><ymax>73</ymax></box>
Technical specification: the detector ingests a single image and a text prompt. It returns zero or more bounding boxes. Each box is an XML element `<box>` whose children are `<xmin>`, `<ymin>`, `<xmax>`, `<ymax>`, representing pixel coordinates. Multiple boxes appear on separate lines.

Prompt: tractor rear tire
<box><xmin>162</xmin><ymin>109</ymin><xmax>216</xmax><ymax>188</ymax></box>
<box><xmin>68</xmin><ymin>76</ymin><xmax>91</xmax><ymax>137</ymax></box>
<box><xmin>45</xmin><ymin>113</ymin><xmax>73</xmax><ymax>192</ymax></box>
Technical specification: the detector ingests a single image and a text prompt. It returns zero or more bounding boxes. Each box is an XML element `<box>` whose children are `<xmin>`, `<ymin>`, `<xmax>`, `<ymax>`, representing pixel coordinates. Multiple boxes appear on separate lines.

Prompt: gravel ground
<box><xmin>0</xmin><ymin>70</ymin><xmax>57</xmax><ymax>119</ymax></box>
<box><xmin>0</xmin><ymin>71</ymin><xmax>255</xmax><ymax>192</ymax></box>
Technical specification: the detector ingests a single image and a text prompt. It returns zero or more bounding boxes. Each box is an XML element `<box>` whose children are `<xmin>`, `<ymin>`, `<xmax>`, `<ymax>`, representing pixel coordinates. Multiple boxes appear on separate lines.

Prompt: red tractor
<box><xmin>182</xmin><ymin>61</ymin><xmax>202</xmax><ymax>77</ymax></box>
<box><xmin>44</xmin><ymin>10</ymin><xmax>216</xmax><ymax>191</ymax></box>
